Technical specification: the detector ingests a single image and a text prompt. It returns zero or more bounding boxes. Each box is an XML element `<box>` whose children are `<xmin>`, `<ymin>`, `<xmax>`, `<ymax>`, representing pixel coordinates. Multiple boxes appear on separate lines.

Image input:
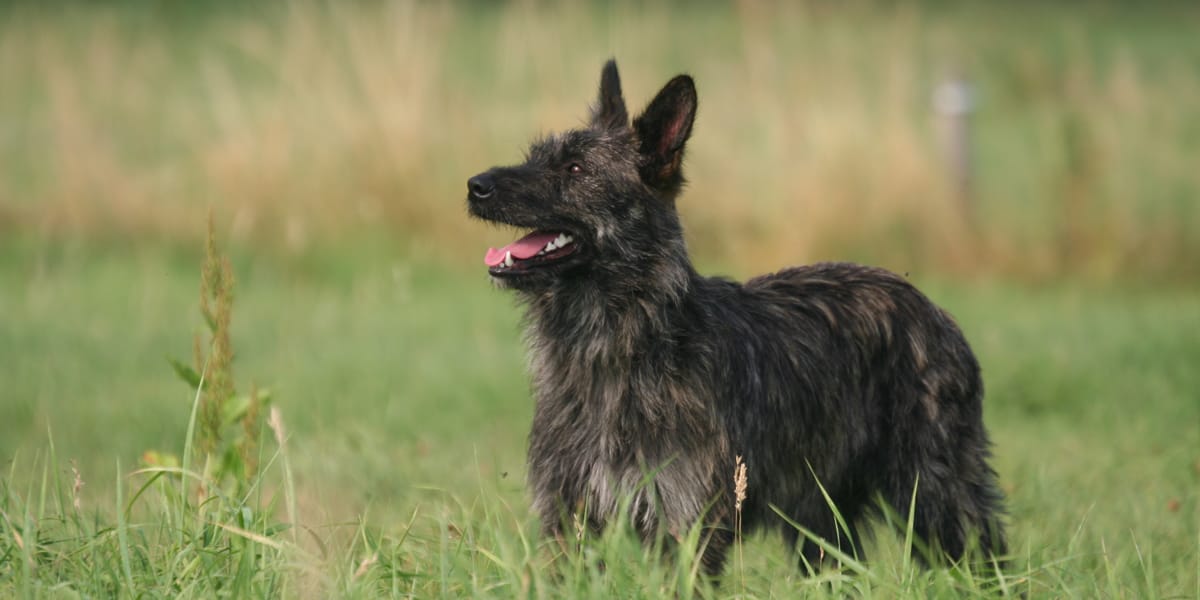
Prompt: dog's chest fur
<box><xmin>522</xmin><ymin>286</ymin><xmax>726</xmax><ymax>534</ymax></box>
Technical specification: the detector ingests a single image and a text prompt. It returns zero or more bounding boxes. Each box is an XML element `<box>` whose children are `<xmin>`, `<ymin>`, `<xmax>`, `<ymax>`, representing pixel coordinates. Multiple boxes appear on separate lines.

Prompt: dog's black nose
<box><xmin>468</xmin><ymin>173</ymin><xmax>495</xmax><ymax>199</ymax></box>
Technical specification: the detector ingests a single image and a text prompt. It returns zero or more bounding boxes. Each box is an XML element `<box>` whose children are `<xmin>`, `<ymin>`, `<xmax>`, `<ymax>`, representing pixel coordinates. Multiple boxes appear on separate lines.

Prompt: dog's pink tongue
<box><xmin>484</xmin><ymin>232</ymin><xmax>560</xmax><ymax>266</ymax></box>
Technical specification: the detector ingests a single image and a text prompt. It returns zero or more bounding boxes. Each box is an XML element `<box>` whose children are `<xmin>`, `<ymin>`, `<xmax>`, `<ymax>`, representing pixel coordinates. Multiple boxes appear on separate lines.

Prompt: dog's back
<box><xmin>720</xmin><ymin>263</ymin><xmax>1004</xmax><ymax>561</ymax></box>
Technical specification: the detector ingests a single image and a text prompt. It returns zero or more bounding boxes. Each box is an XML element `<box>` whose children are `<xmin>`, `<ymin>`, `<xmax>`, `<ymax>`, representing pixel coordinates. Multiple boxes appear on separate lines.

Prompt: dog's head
<box><xmin>467</xmin><ymin>60</ymin><xmax>697</xmax><ymax>291</ymax></box>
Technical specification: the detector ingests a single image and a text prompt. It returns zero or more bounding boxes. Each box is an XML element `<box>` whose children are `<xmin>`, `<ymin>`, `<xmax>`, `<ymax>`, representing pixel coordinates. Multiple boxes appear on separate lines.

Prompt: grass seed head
<box><xmin>71</xmin><ymin>460</ymin><xmax>84</xmax><ymax>512</ymax></box>
<box><xmin>734</xmin><ymin>455</ymin><xmax>747</xmax><ymax>513</ymax></box>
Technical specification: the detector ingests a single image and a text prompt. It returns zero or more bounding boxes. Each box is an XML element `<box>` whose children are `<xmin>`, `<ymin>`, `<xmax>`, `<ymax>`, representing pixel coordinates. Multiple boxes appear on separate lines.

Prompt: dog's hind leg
<box><xmin>884</xmin><ymin>460</ymin><xmax>1007</xmax><ymax>567</ymax></box>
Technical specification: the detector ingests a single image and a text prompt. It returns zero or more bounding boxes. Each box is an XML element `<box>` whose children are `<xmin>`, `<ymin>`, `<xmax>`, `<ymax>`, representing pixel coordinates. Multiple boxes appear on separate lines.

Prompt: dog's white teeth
<box><xmin>560</xmin><ymin>234</ymin><xmax>574</xmax><ymax>246</ymax></box>
<box><xmin>545</xmin><ymin>241</ymin><xmax>557</xmax><ymax>251</ymax></box>
<box><xmin>504</xmin><ymin>251</ymin><xmax>514</xmax><ymax>267</ymax></box>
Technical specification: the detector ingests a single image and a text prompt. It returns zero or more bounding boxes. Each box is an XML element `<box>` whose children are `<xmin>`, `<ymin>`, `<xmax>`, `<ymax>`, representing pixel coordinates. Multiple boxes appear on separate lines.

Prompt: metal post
<box><xmin>934</xmin><ymin>75</ymin><xmax>975</xmax><ymax>225</ymax></box>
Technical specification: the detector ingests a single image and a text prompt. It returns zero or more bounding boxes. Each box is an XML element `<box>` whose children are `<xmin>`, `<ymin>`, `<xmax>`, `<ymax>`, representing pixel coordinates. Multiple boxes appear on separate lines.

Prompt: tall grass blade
<box><xmin>179</xmin><ymin>354</ymin><xmax>210</xmax><ymax>550</ymax></box>
<box><xmin>902</xmin><ymin>474</ymin><xmax>919</xmax><ymax>574</ymax></box>
<box><xmin>115</xmin><ymin>460</ymin><xmax>137</xmax><ymax>594</ymax></box>
<box><xmin>805</xmin><ymin>461</ymin><xmax>858</xmax><ymax>561</ymax></box>
<box><xmin>1132</xmin><ymin>532</ymin><xmax>1158</xmax><ymax>600</ymax></box>
<box><xmin>768</xmin><ymin>504</ymin><xmax>874</xmax><ymax>580</ymax></box>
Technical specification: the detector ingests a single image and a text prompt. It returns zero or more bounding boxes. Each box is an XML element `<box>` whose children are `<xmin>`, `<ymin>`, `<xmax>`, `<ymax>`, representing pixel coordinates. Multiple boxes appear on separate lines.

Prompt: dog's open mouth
<box><xmin>485</xmin><ymin>231</ymin><xmax>580</xmax><ymax>275</ymax></box>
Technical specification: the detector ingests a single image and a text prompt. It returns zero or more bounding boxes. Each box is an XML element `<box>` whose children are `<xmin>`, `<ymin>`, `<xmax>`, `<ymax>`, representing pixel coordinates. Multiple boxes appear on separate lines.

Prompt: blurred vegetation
<box><xmin>2</xmin><ymin>0</ymin><xmax>1199</xmax><ymax>281</ymax></box>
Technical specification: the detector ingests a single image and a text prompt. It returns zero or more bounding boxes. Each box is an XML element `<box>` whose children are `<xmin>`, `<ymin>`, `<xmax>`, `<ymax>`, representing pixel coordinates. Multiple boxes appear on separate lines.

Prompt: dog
<box><xmin>466</xmin><ymin>60</ymin><xmax>1006</xmax><ymax>576</ymax></box>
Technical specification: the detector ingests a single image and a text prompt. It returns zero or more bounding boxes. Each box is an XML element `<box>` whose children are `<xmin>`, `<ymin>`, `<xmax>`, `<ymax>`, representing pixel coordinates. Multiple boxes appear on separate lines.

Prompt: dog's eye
<box><xmin>567</xmin><ymin>163</ymin><xmax>583</xmax><ymax>175</ymax></box>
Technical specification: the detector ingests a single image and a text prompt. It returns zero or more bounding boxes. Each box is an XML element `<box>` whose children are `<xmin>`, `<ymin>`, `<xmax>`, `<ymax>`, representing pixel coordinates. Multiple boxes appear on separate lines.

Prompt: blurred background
<box><xmin>4</xmin><ymin>1</ymin><xmax>1200</xmax><ymax>278</ymax></box>
<box><xmin>1</xmin><ymin>0</ymin><xmax>1197</xmax><ymax>593</ymax></box>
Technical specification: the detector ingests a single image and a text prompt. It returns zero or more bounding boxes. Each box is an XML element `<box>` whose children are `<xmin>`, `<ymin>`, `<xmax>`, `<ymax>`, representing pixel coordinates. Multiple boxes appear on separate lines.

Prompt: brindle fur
<box><xmin>467</xmin><ymin>60</ymin><xmax>1006</xmax><ymax>576</ymax></box>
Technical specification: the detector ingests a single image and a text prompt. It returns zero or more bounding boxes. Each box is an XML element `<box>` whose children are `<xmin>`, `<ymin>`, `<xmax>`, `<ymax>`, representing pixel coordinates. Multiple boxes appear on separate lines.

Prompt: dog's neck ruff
<box><xmin>523</xmin><ymin>249</ymin><xmax>696</xmax><ymax>357</ymax></box>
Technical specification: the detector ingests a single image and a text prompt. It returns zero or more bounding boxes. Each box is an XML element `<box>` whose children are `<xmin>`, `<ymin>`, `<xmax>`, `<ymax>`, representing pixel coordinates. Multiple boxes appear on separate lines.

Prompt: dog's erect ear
<box><xmin>591</xmin><ymin>59</ymin><xmax>629</xmax><ymax>131</ymax></box>
<box><xmin>633</xmin><ymin>74</ymin><xmax>697</xmax><ymax>192</ymax></box>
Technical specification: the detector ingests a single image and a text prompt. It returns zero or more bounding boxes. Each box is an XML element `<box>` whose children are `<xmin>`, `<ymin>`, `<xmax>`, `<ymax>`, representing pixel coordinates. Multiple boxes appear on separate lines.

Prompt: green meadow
<box><xmin>2</xmin><ymin>1</ymin><xmax>1198</xmax><ymax>597</ymax></box>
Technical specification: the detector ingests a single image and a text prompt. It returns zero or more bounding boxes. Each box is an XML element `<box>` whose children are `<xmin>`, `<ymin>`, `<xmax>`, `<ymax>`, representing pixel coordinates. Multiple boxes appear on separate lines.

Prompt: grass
<box><xmin>1</xmin><ymin>237</ymin><xmax>1198</xmax><ymax>597</ymax></box>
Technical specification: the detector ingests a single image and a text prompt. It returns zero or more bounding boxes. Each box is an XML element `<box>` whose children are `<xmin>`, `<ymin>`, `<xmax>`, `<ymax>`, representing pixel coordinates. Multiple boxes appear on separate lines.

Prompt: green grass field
<box><xmin>2</xmin><ymin>0</ymin><xmax>1200</xmax><ymax>597</ymax></box>
<box><xmin>2</xmin><ymin>240</ymin><xmax>1197</xmax><ymax>597</ymax></box>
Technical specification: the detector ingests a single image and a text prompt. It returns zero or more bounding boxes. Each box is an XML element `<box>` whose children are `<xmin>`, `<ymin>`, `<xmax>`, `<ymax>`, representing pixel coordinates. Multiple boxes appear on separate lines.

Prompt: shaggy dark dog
<box><xmin>466</xmin><ymin>60</ymin><xmax>1006</xmax><ymax>576</ymax></box>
